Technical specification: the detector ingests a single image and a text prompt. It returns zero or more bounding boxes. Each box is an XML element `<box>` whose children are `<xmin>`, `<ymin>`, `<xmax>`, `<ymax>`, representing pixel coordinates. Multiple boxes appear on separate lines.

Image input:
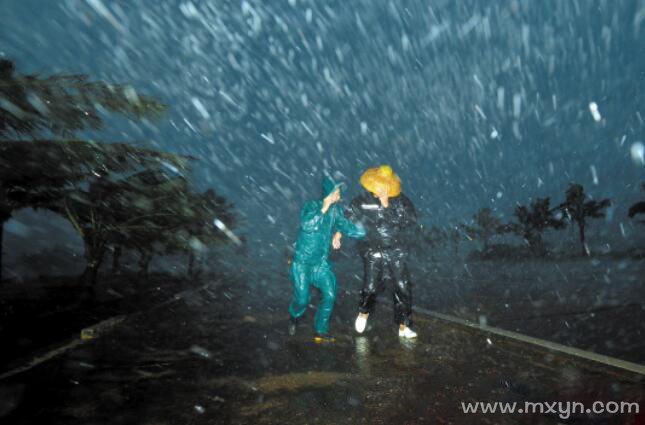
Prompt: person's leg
<box><xmin>356</xmin><ymin>250</ymin><xmax>384</xmax><ymax>332</ymax></box>
<box><xmin>388</xmin><ymin>250</ymin><xmax>415</xmax><ymax>337</ymax></box>
<box><xmin>312</xmin><ymin>262</ymin><xmax>337</xmax><ymax>337</ymax></box>
<box><xmin>288</xmin><ymin>262</ymin><xmax>311</xmax><ymax>320</ymax></box>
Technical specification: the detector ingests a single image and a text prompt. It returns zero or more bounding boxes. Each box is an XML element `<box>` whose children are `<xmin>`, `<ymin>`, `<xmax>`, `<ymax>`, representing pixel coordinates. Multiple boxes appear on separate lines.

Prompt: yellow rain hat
<box><xmin>359</xmin><ymin>165</ymin><xmax>401</xmax><ymax>197</ymax></box>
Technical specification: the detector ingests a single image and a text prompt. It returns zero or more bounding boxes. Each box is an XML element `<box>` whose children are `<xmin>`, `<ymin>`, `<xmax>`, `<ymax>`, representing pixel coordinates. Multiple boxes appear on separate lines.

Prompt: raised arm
<box><xmin>346</xmin><ymin>196</ymin><xmax>363</xmax><ymax>223</ymax></box>
<box><xmin>333</xmin><ymin>206</ymin><xmax>366</xmax><ymax>239</ymax></box>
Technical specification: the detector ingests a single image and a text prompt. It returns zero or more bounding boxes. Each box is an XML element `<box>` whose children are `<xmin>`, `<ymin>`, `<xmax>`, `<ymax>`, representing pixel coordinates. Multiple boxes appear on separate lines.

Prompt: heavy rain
<box><xmin>0</xmin><ymin>0</ymin><xmax>643</xmax><ymax>424</ymax></box>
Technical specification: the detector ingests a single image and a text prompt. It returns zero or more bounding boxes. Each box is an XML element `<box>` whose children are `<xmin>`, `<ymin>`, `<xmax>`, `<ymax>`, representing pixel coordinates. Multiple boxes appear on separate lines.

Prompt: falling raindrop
<box><xmin>630</xmin><ymin>142</ymin><xmax>644</xmax><ymax>165</ymax></box>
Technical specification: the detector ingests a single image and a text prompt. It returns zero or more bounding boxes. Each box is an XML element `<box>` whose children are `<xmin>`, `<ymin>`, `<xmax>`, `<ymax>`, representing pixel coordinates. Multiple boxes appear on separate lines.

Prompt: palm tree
<box><xmin>512</xmin><ymin>198</ymin><xmax>566</xmax><ymax>256</ymax></box>
<box><xmin>460</xmin><ymin>208</ymin><xmax>506</xmax><ymax>251</ymax></box>
<box><xmin>559</xmin><ymin>183</ymin><xmax>611</xmax><ymax>256</ymax></box>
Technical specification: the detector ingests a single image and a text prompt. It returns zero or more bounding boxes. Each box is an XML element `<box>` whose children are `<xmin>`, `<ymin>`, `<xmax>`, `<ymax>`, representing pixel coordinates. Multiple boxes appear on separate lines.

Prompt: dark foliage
<box><xmin>559</xmin><ymin>183</ymin><xmax>611</xmax><ymax>256</ymax></box>
<box><xmin>0</xmin><ymin>59</ymin><xmax>165</xmax><ymax>138</ymax></box>
<box><xmin>511</xmin><ymin>198</ymin><xmax>565</xmax><ymax>256</ymax></box>
<box><xmin>460</xmin><ymin>208</ymin><xmax>508</xmax><ymax>250</ymax></box>
<box><xmin>627</xmin><ymin>183</ymin><xmax>645</xmax><ymax>221</ymax></box>
<box><xmin>0</xmin><ymin>59</ymin><xmax>234</xmax><ymax>285</ymax></box>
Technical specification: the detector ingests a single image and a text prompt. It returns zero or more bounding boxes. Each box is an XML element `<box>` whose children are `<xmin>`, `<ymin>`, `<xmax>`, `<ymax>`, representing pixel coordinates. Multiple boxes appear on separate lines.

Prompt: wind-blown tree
<box><xmin>63</xmin><ymin>183</ymin><xmax>113</xmax><ymax>286</ymax></box>
<box><xmin>0</xmin><ymin>59</ymin><xmax>164</xmax><ymax>138</ymax></box>
<box><xmin>559</xmin><ymin>183</ymin><xmax>611</xmax><ymax>256</ymax></box>
<box><xmin>117</xmin><ymin>171</ymin><xmax>193</xmax><ymax>277</ymax></box>
<box><xmin>0</xmin><ymin>140</ymin><xmax>187</xmax><ymax>283</ymax></box>
<box><xmin>105</xmin><ymin>171</ymin><xmax>179</xmax><ymax>276</ymax></box>
<box><xmin>460</xmin><ymin>208</ymin><xmax>506</xmax><ymax>251</ymax></box>
<box><xmin>62</xmin><ymin>164</ymin><xmax>195</xmax><ymax>285</ymax></box>
<box><xmin>107</xmin><ymin>172</ymin><xmax>237</xmax><ymax>279</ymax></box>
<box><xmin>512</xmin><ymin>198</ymin><xmax>566</xmax><ymax>256</ymax></box>
<box><xmin>182</xmin><ymin>188</ymin><xmax>237</xmax><ymax>277</ymax></box>
<box><xmin>121</xmin><ymin>170</ymin><xmax>192</xmax><ymax>277</ymax></box>
<box><xmin>160</xmin><ymin>189</ymin><xmax>237</xmax><ymax>278</ymax></box>
<box><xmin>1</xmin><ymin>58</ymin><xmax>171</xmax><ymax>284</ymax></box>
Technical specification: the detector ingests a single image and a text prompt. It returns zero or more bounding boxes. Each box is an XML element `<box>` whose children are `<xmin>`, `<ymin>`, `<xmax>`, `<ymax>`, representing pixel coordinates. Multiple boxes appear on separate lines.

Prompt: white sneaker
<box><xmin>398</xmin><ymin>326</ymin><xmax>418</xmax><ymax>339</ymax></box>
<box><xmin>355</xmin><ymin>314</ymin><xmax>368</xmax><ymax>333</ymax></box>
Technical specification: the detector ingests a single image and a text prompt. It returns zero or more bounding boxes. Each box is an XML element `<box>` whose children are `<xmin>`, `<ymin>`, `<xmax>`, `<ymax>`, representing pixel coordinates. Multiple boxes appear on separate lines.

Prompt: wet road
<box><xmin>1</xmin><ymin>279</ymin><xmax>643</xmax><ymax>424</ymax></box>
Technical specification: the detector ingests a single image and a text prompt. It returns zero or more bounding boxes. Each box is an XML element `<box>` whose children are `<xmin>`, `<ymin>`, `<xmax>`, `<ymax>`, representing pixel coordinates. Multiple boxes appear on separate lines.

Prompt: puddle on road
<box><xmin>255</xmin><ymin>371</ymin><xmax>348</xmax><ymax>393</ymax></box>
<box><xmin>207</xmin><ymin>370</ymin><xmax>351</xmax><ymax>394</ymax></box>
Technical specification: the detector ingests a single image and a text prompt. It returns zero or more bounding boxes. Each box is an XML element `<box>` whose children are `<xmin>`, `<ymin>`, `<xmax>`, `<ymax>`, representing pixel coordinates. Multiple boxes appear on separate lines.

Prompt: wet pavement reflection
<box><xmin>1</xmin><ymin>281</ymin><xmax>643</xmax><ymax>425</ymax></box>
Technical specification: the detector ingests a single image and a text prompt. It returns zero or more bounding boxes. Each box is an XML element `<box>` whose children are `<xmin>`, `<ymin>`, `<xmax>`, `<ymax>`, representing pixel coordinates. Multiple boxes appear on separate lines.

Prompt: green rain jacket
<box><xmin>293</xmin><ymin>176</ymin><xmax>366</xmax><ymax>265</ymax></box>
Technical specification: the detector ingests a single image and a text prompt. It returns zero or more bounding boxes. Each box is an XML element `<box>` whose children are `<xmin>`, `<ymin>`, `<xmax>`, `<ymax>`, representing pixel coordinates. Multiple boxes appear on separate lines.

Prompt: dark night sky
<box><xmin>1</xmin><ymin>0</ymin><xmax>644</xmax><ymax>273</ymax></box>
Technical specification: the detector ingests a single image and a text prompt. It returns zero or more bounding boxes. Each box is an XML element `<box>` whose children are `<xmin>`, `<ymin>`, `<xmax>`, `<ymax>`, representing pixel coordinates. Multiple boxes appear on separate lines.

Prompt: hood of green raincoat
<box><xmin>322</xmin><ymin>176</ymin><xmax>346</xmax><ymax>198</ymax></box>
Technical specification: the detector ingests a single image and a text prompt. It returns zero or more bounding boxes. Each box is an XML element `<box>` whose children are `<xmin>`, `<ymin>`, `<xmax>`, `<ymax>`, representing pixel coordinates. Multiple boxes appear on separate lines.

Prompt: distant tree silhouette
<box><xmin>628</xmin><ymin>202</ymin><xmax>645</xmax><ymax>219</ymax></box>
<box><xmin>559</xmin><ymin>183</ymin><xmax>611</xmax><ymax>256</ymax></box>
<box><xmin>447</xmin><ymin>226</ymin><xmax>462</xmax><ymax>257</ymax></box>
<box><xmin>628</xmin><ymin>183</ymin><xmax>645</xmax><ymax>222</ymax></box>
<box><xmin>512</xmin><ymin>198</ymin><xmax>565</xmax><ymax>256</ymax></box>
<box><xmin>412</xmin><ymin>225</ymin><xmax>445</xmax><ymax>261</ymax></box>
<box><xmin>427</xmin><ymin>225</ymin><xmax>447</xmax><ymax>248</ymax></box>
<box><xmin>461</xmin><ymin>208</ymin><xmax>506</xmax><ymax>250</ymax></box>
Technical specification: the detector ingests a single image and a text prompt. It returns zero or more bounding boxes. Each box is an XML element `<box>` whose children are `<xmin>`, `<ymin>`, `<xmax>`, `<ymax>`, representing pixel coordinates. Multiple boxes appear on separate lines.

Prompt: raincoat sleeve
<box><xmin>346</xmin><ymin>196</ymin><xmax>362</xmax><ymax>223</ymax></box>
<box><xmin>333</xmin><ymin>206</ymin><xmax>366</xmax><ymax>239</ymax></box>
<box><xmin>299</xmin><ymin>200</ymin><xmax>324</xmax><ymax>232</ymax></box>
<box><xmin>401</xmin><ymin>194</ymin><xmax>418</xmax><ymax>229</ymax></box>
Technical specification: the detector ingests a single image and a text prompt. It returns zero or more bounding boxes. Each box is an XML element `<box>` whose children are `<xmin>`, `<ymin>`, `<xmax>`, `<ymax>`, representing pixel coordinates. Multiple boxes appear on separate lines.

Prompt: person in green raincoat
<box><xmin>288</xmin><ymin>176</ymin><xmax>366</xmax><ymax>343</ymax></box>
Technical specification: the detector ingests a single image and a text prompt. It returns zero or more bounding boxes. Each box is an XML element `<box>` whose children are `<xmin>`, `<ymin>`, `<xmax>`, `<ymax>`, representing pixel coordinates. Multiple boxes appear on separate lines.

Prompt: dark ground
<box><xmin>0</xmin><ymin>273</ymin><xmax>199</xmax><ymax>373</ymax></box>
<box><xmin>408</xmin><ymin>256</ymin><xmax>645</xmax><ymax>364</ymax></box>
<box><xmin>0</xmin><ymin>270</ymin><xmax>643</xmax><ymax>425</ymax></box>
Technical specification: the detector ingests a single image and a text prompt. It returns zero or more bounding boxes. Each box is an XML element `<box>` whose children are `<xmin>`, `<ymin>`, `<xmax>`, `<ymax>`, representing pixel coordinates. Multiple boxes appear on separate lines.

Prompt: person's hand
<box><xmin>378</xmin><ymin>192</ymin><xmax>389</xmax><ymax>208</ymax></box>
<box><xmin>376</xmin><ymin>187</ymin><xmax>389</xmax><ymax>208</ymax></box>
<box><xmin>322</xmin><ymin>188</ymin><xmax>341</xmax><ymax>213</ymax></box>
<box><xmin>321</xmin><ymin>197</ymin><xmax>332</xmax><ymax>213</ymax></box>
<box><xmin>332</xmin><ymin>232</ymin><xmax>342</xmax><ymax>250</ymax></box>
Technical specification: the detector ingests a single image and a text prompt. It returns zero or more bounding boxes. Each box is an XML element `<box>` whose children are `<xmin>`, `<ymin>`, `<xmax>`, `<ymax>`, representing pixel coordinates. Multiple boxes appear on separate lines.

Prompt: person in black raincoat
<box><xmin>348</xmin><ymin>165</ymin><xmax>419</xmax><ymax>338</ymax></box>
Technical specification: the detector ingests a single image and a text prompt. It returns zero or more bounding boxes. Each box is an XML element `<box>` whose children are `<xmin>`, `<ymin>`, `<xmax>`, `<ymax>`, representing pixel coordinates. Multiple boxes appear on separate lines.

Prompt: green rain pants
<box><xmin>288</xmin><ymin>260</ymin><xmax>337</xmax><ymax>335</ymax></box>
